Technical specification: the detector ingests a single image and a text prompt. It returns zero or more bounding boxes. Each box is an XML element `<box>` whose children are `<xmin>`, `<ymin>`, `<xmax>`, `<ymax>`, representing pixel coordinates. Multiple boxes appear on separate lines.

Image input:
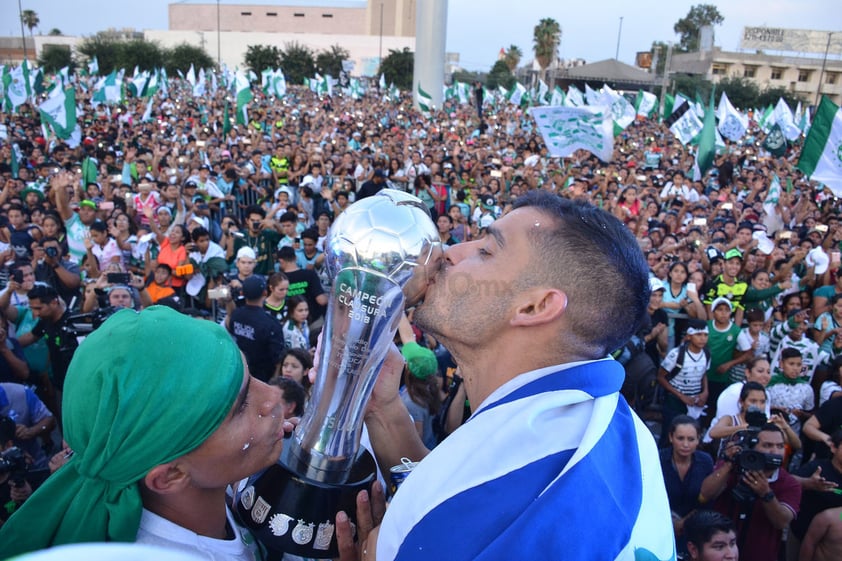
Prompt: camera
<box><xmin>722</xmin><ymin>408</ymin><xmax>784</xmax><ymax>503</ymax></box>
<box><xmin>106</xmin><ymin>272</ymin><xmax>132</xmax><ymax>285</ymax></box>
<box><xmin>0</xmin><ymin>446</ymin><xmax>27</xmax><ymax>487</ymax></box>
<box><xmin>45</xmin><ymin>246</ymin><xmax>59</xmax><ymax>258</ymax></box>
<box><xmin>208</xmin><ymin>286</ymin><xmax>231</xmax><ymax>300</ymax></box>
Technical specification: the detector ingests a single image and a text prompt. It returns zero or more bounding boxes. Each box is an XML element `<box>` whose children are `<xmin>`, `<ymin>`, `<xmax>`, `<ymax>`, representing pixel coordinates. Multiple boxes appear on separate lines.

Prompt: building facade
<box><xmin>670</xmin><ymin>47</ymin><xmax>842</xmax><ymax>106</ymax></box>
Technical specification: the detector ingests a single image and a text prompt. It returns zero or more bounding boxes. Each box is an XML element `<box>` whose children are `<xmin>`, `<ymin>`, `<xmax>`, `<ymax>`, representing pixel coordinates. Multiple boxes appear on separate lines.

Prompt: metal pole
<box><xmin>379</xmin><ymin>2</ymin><xmax>384</xmax><ymax>68</ymax></box>
<box><xmin>615</xmin><ymin>17</ymin><xmax>623</xmax><ymax>60</ymax></box>
<box><xmin>815</xmin><ymin>32</ymin><xmax>833</xmax><ymax>107</ymax></box>
<box><xmin>18</xmin><ymin>0</ymin><xmax>28</xmax><ymax>61</ymax></box>
<box><xmin>658</xmin><ymin>42</ymin><xmax>674</xmax><ymax>117</ymax></box>
<box><xmin>216</xmin><ymin>0</ymin><xmax>221</xmax><ymax>67</ymax></box>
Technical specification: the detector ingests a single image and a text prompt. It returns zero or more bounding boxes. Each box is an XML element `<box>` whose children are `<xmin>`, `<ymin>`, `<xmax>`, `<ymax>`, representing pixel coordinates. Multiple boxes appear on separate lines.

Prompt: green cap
<box><xmin>724</xmin><ymin>248</ymin><xmax>743</xmax><ymax>261</ymax></box>
<box><xmin>401</xmin><ymin>342</ymin><xmax>438</xmax><ymax>380</ymax></box>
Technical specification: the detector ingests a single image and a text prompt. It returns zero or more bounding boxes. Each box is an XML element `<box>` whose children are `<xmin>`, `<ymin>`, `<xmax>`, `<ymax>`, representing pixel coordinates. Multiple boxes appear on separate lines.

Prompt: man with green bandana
<box><xmin>0</xmin><ymin>306</ymin><xmax>291</xmax><ymax>560</ymax></box>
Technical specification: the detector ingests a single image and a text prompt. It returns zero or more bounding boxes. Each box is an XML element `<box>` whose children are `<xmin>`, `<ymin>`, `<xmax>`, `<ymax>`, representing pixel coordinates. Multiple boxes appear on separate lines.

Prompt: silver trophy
<box><xmin>236</xmin><ymin>189</ymin><xmax>440</xmax><ymax>558</ymax></box>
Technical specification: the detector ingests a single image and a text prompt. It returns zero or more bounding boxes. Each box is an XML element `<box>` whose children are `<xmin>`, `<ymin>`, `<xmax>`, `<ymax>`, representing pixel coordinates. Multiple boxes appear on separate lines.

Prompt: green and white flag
<box><xmin>186</xmin><ymin>64</ymin><xmax>197</xmax><ymax>89</ymax></box>
<box><xmin>88</xmin><ymin>56</ymin><xmax>99</xmax><ymax>76</ymax></box>
<box><xmin>379</xmin><ymin>73</ymin><xmax>386</xmax><ymax>90</ymax></box>
<box><xmin>666</xmin><ymin>103</ymin><xmax>703</xmax><ymax>145</ymax></box>
<box><xmin>38</xmin><ymin>86</ymin><xmax>77</xmax><ymax>140</ymax></box>
<box><xmin>549</xmin><ymin>86</ymin><xmax>564</xmax><ymax>106</ymax></box>
<box><xmin>692</xmin><ymin>93</ymin><xmax>717</xmax><ymax>181</ymax></box>
<box><xmin>234</xmin><ymin>72</ymin><xmax>253</xmax><ymax>125</ymax></box>
<box><xmin>764</xmin><ymin>174</ymin><xmax>782</xmax><ymax>206</ymax></box>
<box><xmin>757</xmin><ymin>105</ymin><xmax>774</xmax><ymax>133</ymax></box>
<box><xmin>92</xmin><ymin>71</ymin><xmax>121</xmax><ymax>104</ymax></box>
<box><xmin>797</xmin><ymin>96</ymin><xmax>842</xmax><ymax>196</ymax></box>
<box><xmin>349</xmin><ymin>77</ymin><xmax>364</xmax><ymax>100</ymax></box>
<box><xmin>716</xmin><ymin>92</ymin><xmax>748</xmax><ymax>142</ymax></box>
<box><xmin>601</xmin><ymin>87</ymin><xmax>636</xmax><ymax>133</ymax></box>
<box><xmin>537</xmin><ymin>80</ymin><xmax>549</xmax><ymax>105</ymax></box>
<box><xmin>763</xmin><ymin>123</ymin><xmax>788</xmax><ymax>157</ymax></box>
<box><xmin>193</xmin><ymin>68</ymin><xmax>206</xmax><ymax>97</ymax></box>
<box><xmin>417</xmin><ymin>83</ymin><xmax>433</xmax><ymax>116</ymax></box>
<box><xmin>774</xmin><ymin>98</ymin><xmax>801</xmax><ymax>141</ymax></box>
<box><xmin>565</xmin><ymin>85</ymin><xmax>584</xmax><ymax>107</ymax></box>
<box><xmin>634</xmin><ymin>90</ymin><xmax>657</xmax><ymax>118</ymax></box>
<box><xmin>662</xmin><ymin>93</ymin><xmax>675</xmax><ymax>121</ymax></box>
<box><xmin>529</xmin><ymin>105</ymin><xmax>614</xmax><ymax>162</ymax></box>
<box><xmin>456</xmin><ymin>81</ymin><xmax>470</xmax><ymax>105</ymax></box>
<box><xmin>584</xmin><ymin>83</ymin><xmax>601</xmax><ymax>106</ymax></box>
<box><xmin>3</xmin><ymin>62</ymin><xmax>31</xmax><ymax>112</ymax></box>
<box><xmin>507</xmin><ymin>82</ymin><xmax>528</xmax><ymax>106</ymax></box>
<box><xmin>261</xmin><ymin>68</ymin><xmax>273</xmax><ymax>93</ymax></box>
<box><xmin>271</xmin><ymin>69</ymin><xmax>286</xmax><ymax>98</ymax></box>
<box><xmin>141</xmin><ymin>96</ymin><xmax>154</xmax><ymax>122</ymax></box>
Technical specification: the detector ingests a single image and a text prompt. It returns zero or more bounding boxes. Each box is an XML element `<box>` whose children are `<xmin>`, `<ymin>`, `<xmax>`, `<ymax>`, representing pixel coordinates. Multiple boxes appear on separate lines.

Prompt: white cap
<box><xmin>806</xmin><ymin>246</ymin><xmax>830</xmax><ymax>275</ymax></box>
<box><xmin>649</xmin><ymin>277</ymin><xmax>666</xmax><ymax>293</ymax></box>
<box><xmin>752</xmin><ymin>231</ymin><xmax>775</xmax><ymax>255</ymax></box>
<box><xmin>236</xmin><ymin>246</ymin><xmax>256</xmax><ymax>261</ymax></box>
<box><xmin>710</xmin><ymin>296</ymin><xmax>733</xmax><ymax>313</ymax></box>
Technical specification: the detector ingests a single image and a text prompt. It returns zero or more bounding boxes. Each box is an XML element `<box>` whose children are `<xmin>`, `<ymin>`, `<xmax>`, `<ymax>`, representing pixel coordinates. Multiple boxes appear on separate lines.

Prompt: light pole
<box><xmin>615</xmin><ymin>17</ymin><xmax>623</xmax><ymax>60</ymax></box>
<box><xmin>815</xmin><ymin>31</ymin><xmax>835</xmax><ymax>107</ymax></box>
<box><xmin>378</xmin><ymin>2</ymin><xmax>384</xmax><ymax>69</ymax></box>
<box><xmin>216</xmin><ymin>0</ymin><xmax>221</xmax><ymax>68</ymax></box>
<box><xmin>18</xmin><ymin>0</ymin><xmax>27</xmax><ymax>61</ymax></box>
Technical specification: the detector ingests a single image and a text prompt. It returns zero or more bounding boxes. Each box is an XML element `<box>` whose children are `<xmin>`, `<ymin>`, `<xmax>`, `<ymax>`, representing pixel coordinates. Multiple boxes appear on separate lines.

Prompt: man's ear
<box><xmin>510</xmin><ymin>288</ymin><xmax>567</xmax><ymax>327</ymax></box>
<box><xmin>143</xmin><ymin>461</ymin><xmax>191</xmax><ymax>495</ymax></box>
<box><xmin>685</xmin><ymin>542</ymin><xmax>699</xmax><ymax>561</ymax></box>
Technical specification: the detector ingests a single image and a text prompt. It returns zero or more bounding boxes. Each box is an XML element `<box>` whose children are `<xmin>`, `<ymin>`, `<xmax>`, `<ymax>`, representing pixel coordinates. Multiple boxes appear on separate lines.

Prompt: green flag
<box><xmin>82</xmin><ymin>156</ymin><xmax>98</xmax><ymax>185</ymax></box>
<box><xmin>223</xmin><ymin>100</ymin><xmax>231</xmax><ymax>137</ymax></box>
<box><xmin>38</xmin><ymin>86</ymin><xmax>77</xmax><ymax>140</ymax></box>
<box><xmin>692</xmin><ymin>92</ymin><xmax>716</xmax><ymax>181</ymax></box>
<box><xmin>417</xmin><ymin>83</ymin><xmax>432</xmax><ymax>116</ymax></box>
<box><xmin>234</xmin><ymin>72</ymin><xmax>253</xmax><ymax>126</ymax></box>
<box><xmin>763</xmin><ymin>123</ymin><xmax>788</xmax><ymax>158</ymax></box>
<box><xmin>796</xmin><ymin>96</ymin><xmax>842</xmax><ymax>196</ymax></box>
<box><xmin>662</xmin><ymin>93</ymin><xmax>675</xmax><ymax>120</ymax></box>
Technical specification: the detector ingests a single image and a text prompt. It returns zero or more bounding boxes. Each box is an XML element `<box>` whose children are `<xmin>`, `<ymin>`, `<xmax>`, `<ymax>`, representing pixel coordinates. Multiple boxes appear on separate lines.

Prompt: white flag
<box><xmin>530</xmin><ymin>105</ymin><xmax>614</xmax><ymax>162</ymax></box>
<box><xmin>600</xmin><ymin>87</ymin><xmax>635</xmax><ymax>131</ymax></box>
<box><xmin>716</xmin><ymin>92</ymin><xmax>748</xmax><ymax>142</ymax></box>
<box><xmin>797</xmin><ymin>97</ymin><xmax>842</xmax><ymax>196</ymax></box>
<box><xmin>565</xmin><ymin>86</ymin><xmax>584</xmax><ymax>107</ymax></box>
<box><xmin>584</xmin><ymin>83</ymin><xmax>601</xmax><ymax>106</ymax></box>
<box><xmin>667</xmin><ymin>104</ymin><xmax>704</xmax><ymax>145</ymax></box>
<box><xmin>774</xmin><ymin>98</ymin><xmax>801</xmax><ymax>141</ymax></box>
<box><xmin>39</xmin><ymin>86</ymin><xmax>77</xmax><ymax>140</ymax></box>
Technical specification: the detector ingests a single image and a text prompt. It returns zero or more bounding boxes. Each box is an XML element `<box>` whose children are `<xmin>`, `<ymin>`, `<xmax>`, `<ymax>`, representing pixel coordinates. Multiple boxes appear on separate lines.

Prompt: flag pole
<box><xmin>615</xmin><ymin>17</ymin><xmax>623</xmax><ymax>60</ymax></box>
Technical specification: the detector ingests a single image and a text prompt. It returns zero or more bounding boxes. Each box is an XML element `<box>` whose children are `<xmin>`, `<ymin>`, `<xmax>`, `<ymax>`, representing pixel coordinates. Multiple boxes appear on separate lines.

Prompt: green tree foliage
<box><xmin>48</xmin><ymin>28</ymin><xmax>62</xmax><ymax>36</ymax></box>
<box><xmin>756</xmin><ymin>87</ymin><xmax>803</xmax><ymax>110</ymax></box>
<box><xmin>37</xmin><ymin>44</ymin><xmax>75</xmax><ymax>74</ymax></box>
<box><xmin>503</xmin><ymin>45</ymin><xmax>522</xmax><ymax>72</ymax></box>
<box><xmin>486</xmin><ymin>60</ymin><xmax>515</xmax><ymax>90</ymax></box>
<box><xmin>533</xmin><ymin>18</ymin><xmax>561</xmax><ymax>78</ymax></box>
<box><xmin>166</xmin><ymin>43</ymin><xmax>214</xmax><ymax>75</ymax></box>
<box><xmin>671</xmin><ymin>74</ymin><xmax>712</xmax><ymax>101</ymax></box>
<box><xmin>119</xmin><ymin>39</ymin><xmax>165</xmax><ymax>72</ymax></box>
<box><xmin>280</xmin><ymin>42</ymin><xmax>316</xmax><ymax>86</ymax></box>
<box><xmin>451</xmin><ymin>70</ymin><xmax>483</xmax><ymax>84</ymax></box>
<box><xmin>674</xmin><ymin>4</ymin><xmax>724</xmax><ymax>51</ymax></box>
<box><xmin>21</xmin><ymin>10</ymin><xmax>39</xmax><ymax>37</ymax></box>
<box><xmin>716</xmin><ymin>77</ymin><xmax>760</xmax><ymax>110</ymax></box>
<box><xmin>244</xmin><ymin>45</ymin><xmax>282</xmax><ymax>76</ymax></box>
<box><xmin>378</xmin><ymin>48</ymin><xmax>413</xmax><ymax>90</ymax></box>
<box><xmin>77</xmin><ymin>36</ymin><xmax>121</xmax><ymax>75</ymax></box>
<box><xmin>650</xmin><ymin>41</ymin><xmax>670</xmax><ymax>76</ymax></box>
<box><xmin>315</xmin><ymin>44</ymin><xmax>350</xmax><ymax>78</ymax></box>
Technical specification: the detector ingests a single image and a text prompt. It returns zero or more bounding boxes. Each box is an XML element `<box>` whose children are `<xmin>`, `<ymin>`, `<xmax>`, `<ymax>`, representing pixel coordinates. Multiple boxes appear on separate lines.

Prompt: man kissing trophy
<box><xmin>235</xmin><ymin>190</ymin><xmax>440</xmax><ymax>558</ymax></box>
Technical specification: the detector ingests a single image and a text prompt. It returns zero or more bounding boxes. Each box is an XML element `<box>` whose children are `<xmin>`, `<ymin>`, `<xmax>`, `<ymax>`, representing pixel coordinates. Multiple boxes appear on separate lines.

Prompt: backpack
<box><xmin>667</xmin><ymin>342</ymin><xmax>710</xmax><ymax>380</ymax></box>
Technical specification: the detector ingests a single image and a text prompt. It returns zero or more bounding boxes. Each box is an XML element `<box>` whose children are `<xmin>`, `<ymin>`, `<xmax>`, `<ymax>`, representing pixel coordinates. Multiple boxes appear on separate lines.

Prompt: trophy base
<box><xmin>234</xmin><ymin>445</ymin><xmax>377</xmax><ymax>559</ymax></box>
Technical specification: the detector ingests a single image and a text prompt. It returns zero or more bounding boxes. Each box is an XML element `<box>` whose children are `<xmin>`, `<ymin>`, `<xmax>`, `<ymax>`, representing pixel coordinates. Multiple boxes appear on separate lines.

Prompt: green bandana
<box><xmin>767</xmin><ymin>373</ymin><xmax>804</xmax><ymax>387</ymax></box>
<box><xmin>0</xmin><ymin>306</ymin><xmax>243</xmax><ymax>556</ymax></box>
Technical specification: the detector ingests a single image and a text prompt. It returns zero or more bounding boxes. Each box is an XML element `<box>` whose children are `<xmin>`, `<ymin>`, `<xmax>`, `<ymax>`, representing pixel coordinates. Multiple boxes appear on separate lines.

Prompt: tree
<box><xmin>78</xmin><ymin>35</ymin><xmax>120</xmax><ymax>75</ymax></box>
<box><xmin>280</xmin><ymin>42</ymin><xmax>316</xmax><ymax>86</ymax></box>
<box><xmin>244</xmin><ymin>45</ymin><xmax>281</xmax><ymax>76</ymax></box>
<box><xmin>378</xmin><ymin>47</ymin><xmax>413</xmax><ymax>90</ymax></box>
<box><xmin>533</xmin><ymin>18</ymin><xmax>561</xmax><ymax>82</ymax></box>
<box><xmin>315</xmin><ymin>44</ymin><xmax>350</xmax><ymax>78</ymax></box>
<box><xmin>674</xmin><ymin>4</ymin><xmax>724</xmax><ymax>52</ymax></box>
<box><xmin>21</xmin><ymin>9</ymin><xmax>39</xmax><ymax>37</ymax></box>
<box><xmin>503</xmin><ymin>45</ymin><xmax>522</xmax><ymax>72</ymax></box>
<box><xmin>486</xmin><ymin>60</ymin><xmax>515</xmax><ymax>90</ymax></box>
<box><xmin>756</xmin><ymin>87</ymin><xmax>803</xmax><ymax>110</ymax></box>
<box><xmin>671</xmin><ymin>74</ymin><xmax>712</xmax><ymax>101</ymax></box>
<box><xmin>48</xmin><ymin>28</ymin><xmax>62</xmax><ymax>36</ymax></box>
<box><xmin>716</xmin><ymin>77</ymin><xmax>760</xmax><ymax>110</ymax></box>
<box><xmin>37</xmin><ymin>44</ymin><xmax>75</xmax><ymax>74</ymax></box>
<box><xmin>166</xmin><ymin>43</ymin><xmax>214</xmax><ymax>75</ymax></box>
<box><xmin>452</xmin><ymin>70</ymin><xmax>484</xmax><ymax>84</ymax></box>
<box><xmin>649</xmin><ymin>41</ymin><xmax>670</xmax><ymax>77</ymax></box>
<box><xmin>117</xmin><ymin>39</ymin><xmax>165</xmax><ymax>72</ymax></box>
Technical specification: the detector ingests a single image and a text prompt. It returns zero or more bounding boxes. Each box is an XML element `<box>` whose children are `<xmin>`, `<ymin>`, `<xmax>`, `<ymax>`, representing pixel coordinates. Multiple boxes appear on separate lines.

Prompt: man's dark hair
<box><xmin>781</xmin><ymin>347</ymin><xmax>803</xmax><ymax>360</ymax></box>
<box><xmin>739</xmin><ymin>381</ymin><xmax>766</xmax><ymax>401</ymax></box>
<box><xmin>245</xmin><ymin>205</ymin><xmax>266</xmax><ymax>219</ymax></box>
<box><xmin>156</xmin><ymin>263</ymin><xmax>173</xmax><ymax>275</ymax></box>
<box><xmin>270</xmin><ymin>377</ymin><xmax>306</xmax><ymax>417</ymax></box>
<box><xmin>300</xmin><ymin>228</ymin><xmax>319</xmax><ymax>243</ymax></box>
<box><xmin>513</xmin><ymin>191</ymin><xmax>649</xmax><ymax>356</ymax></box>
<box><xmin>28</xmin><ymin>283</ymin><xmax>59</xmax><ymax>304</ymax></box>
<box><xmin>279</xmin><ymin>211</ymin><xmax>298</xmax><ymax>224</ymax></box>
<box><xmin>191</xmin><ymin>227</ymin><xmax>210</xmax><ymax>242</ymax></box>
<box><xmin>758</xmin><ymin>422</ymin><xmax>785</xmax><ymax>439</ymax></box>
<box><xmin>684</xmin><ymin>510</ymin><xmax>735</xmax><ymax>550</ymax></box>
<box><xmin>89</xmin><ymin>221</ymin><xmax>107</xmax><ymax>233</ymax></box>
<box><xmin>831</xmin><ymin>427</ymin><xmax>842</xmax><ymax>448</ymax></box>
<box><xmin>278</xmin><ymin>246</ymin><xmax>297</xmax><ymax>262</ymax></box>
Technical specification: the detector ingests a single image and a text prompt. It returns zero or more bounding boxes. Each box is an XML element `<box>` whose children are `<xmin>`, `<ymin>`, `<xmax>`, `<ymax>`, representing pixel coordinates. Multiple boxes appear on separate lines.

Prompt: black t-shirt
<box><xmin>645</xmin><ymin>309</ymin><xmax>669</xmax><ymax>369</ymax></box>
<box><xmin>812</xmin><ymin>396</ymin><xmax>842</xmax><ymax>459</ymax></box>
<box><xmin>357</xmin><ymin>180</ymin><xmax>384</xmax><ymax>200</ymax></box>
<box><xmin>285</xmin><ymin>268</ymin><xmax>326</xmax><ymax>322</ymax></box>
<box><xmin>31</xmin><ymin>310</ymin><xmax>79</xmax><ymax>390</ymax></box>
<box><xmin>792</xmin><ymin>458</ymin><xmax>842</xmax><ymax>539</ymax></box>
<box><xmin>34</xmin><ymin>260</ymin><xmax>82</xmax><ymax>309</ymax></box>
<box><xmin>227</xmin><ymin>304</ymin><xmax>285</xmax><ymax>382</ymax></box>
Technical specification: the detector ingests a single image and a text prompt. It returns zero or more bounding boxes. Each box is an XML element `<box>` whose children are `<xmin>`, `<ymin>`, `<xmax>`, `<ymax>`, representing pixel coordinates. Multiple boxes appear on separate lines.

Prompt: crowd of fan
<box><xmin>2</xmin><ymin>75</ymin><xmax>842</xmax><ymax>559</ymax></box>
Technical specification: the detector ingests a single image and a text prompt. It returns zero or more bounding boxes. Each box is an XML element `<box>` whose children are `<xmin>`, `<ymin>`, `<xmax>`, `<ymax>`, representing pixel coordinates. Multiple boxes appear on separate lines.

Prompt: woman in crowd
<box><xmin>820</xmin><ymin>355</ymin><xmax>842</xmax><ymax>406</ymax></box>
<box><xmin>145</xmin><ymin>210</ymin><xmax>190</xmax><ymax>292</ymax></box>
<box><xmin>263</xmin><ymin>272</ymin><xmax>289</xmax><ymax>323</ymax></box>
<box><xmin>399</xmin><ymin>340</ymin><xmax>442</xmax><ymax>450</ymax></box>
<box><xmin>813</xmin><ymin>293</ymin><xmax>842</xmax><ymax>355</ymax></box>
<box><xmin>659</xmin><ymin>415</ymin><xmax>714</xmax><ymax>557</ymax></box>
<box><xmin>661</xmin><ymin>261</ymin><xmax>706</xmax><ymax>350</ymax></box>
<box><xmin>283</xmin><ymin>295</ymin><xmax>310</xmax><ymax>351</ymax></box>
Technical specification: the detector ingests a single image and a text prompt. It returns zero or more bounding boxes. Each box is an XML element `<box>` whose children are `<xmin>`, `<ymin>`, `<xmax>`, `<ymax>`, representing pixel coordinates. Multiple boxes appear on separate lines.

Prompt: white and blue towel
<box><xmin>376</xmin><ymin>359</ymin><xmax>676</xmax><ymax>561</ymax></box>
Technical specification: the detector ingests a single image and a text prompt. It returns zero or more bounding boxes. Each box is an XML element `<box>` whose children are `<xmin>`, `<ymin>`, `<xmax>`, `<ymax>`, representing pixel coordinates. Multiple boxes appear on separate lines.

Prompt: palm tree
<box><xmin>504</xmin><ymin>45</ymin><xmax>522</xmax><ymax>72</ymax></box>
<box><xmin>533</xmin><ymin>18</ymin><xmax>561</xmax><ymax>82</ymax></box>
<box><xmin>21</xmin><ymin>9</ymin><xmax>39</xmax><ymax>37</ymax></box>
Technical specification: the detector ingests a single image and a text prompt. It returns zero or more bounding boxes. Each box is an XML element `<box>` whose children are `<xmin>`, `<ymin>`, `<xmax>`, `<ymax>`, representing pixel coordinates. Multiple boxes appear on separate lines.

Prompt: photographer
<box><xmin>0</xmin><ymin>383</ymin><xmax>55</xmax><ymax>471</ymax></box>
<box><xmin>699</xmin><ymin>423</ymin><xmax>801</xmax><ymax>561</ymax></box>
<box><xmin>32</xmin><ymin>237</ymin><xmax>81</xmax><ymax>308</ymax></box>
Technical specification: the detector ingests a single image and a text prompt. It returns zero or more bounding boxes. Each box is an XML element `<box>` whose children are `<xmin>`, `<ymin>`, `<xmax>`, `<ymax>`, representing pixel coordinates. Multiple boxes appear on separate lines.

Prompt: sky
<box><xmin>2</xmin><ymin>0</ymin><xmax>840</xmax><ymax>71</ymax></box>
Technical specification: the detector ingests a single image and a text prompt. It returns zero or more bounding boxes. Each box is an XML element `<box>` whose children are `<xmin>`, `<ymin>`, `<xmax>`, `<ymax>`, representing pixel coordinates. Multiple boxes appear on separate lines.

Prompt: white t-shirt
<box><xmin>704</xmin><ymin>381</ymin><xmax>772</xmax><ymax>443</ymax></box>
<box><xmin>136</xmin><ymin>507</ymin><xmax>260</xmax><ymax>561</ymax></box>
<box><xmin>661</xmin><ymin>345</ymin><xmax>709</xmax><ymax>396</ymax></box>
